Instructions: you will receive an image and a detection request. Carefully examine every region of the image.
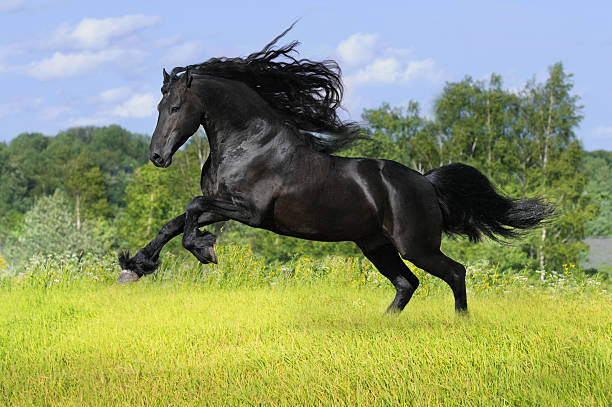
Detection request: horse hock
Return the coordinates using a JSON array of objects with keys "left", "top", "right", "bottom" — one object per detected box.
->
[{"left": 183, "top": 230, "right": 218, "bottom": 264}]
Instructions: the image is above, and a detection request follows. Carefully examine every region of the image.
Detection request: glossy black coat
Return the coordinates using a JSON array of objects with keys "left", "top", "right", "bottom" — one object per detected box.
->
[{"left": 119, "top": 37, "right": 552, "bottom": 314}]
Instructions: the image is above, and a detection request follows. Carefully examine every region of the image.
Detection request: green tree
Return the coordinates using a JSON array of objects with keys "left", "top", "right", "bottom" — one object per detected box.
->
[
  {"left": 345, "top": 102, "right": 439, "bottom": 172},
  {"left": 584, "top": 150, "right": 612, "bottom": 236},
  {"left": 48, "top": 125, "right": 150, "bottom": 208},
  {"left": 4, "top": 132, "right": 53, "bottom": 202},
  {"left": 429, "top": 64, "right": 593, "bottom": 269},
  {"left": 0, "top": 126, "right": 149, "bottom": 223},
  {"left": 64, "top": 152, "right": 111, "bottom": 229},
  {"left": 3, "top": 191, "right": 102, "bottom": 265},
  {"left": 0, "top": 143, "right": 29, "bottom": 233},
  {"left": 520, "top": 63, "right": 592, "bottom": 268},
  {"left": 435, "top": 74, "right": 523, "bottom": 184}
]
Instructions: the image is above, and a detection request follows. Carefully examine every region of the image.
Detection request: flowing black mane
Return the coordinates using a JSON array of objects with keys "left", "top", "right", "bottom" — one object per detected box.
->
[{"left": 167, "top": 24, "right": 364, "bottom": 154}]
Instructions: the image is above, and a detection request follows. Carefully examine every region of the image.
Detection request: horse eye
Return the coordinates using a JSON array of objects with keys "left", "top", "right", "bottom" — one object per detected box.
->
[{"left": 171, "top": 106, "right": 179, "bottom": 113}]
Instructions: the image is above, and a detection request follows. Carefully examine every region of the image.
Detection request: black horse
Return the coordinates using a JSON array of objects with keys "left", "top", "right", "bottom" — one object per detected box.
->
[{"left": 118, "top": 26, "right": 552, "bottom": 314}]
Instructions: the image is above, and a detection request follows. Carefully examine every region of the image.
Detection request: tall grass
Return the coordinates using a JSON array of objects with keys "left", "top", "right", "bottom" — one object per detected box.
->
[
  {"left": 1, "top": 245, "right": 610, "bottom": 406},
  {"left": 2, "top": 244, "right": 608, "bottom": 295}
]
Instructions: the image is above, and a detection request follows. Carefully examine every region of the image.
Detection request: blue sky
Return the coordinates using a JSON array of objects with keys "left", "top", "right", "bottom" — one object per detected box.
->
[{"left": 1, "top": 0, "right": 610, "bottom": 150}]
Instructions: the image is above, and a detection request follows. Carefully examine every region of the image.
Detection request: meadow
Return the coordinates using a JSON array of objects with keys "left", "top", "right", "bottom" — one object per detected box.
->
[{"left": 0, "top": 246, "right": 610, "bottom": 406}]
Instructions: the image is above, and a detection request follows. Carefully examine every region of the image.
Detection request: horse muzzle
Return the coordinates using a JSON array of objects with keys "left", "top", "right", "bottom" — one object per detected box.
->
[{"left": 150, "top": 152, "right": 172, "bottom": 168}]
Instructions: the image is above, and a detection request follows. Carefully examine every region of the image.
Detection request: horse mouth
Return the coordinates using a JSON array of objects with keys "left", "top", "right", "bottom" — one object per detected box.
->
[
  {"left": 153, "top": 159, "right": 172, "bottom": 168},
  {"left": 150, "top": 153, "right": 172, "bottom": 168}
]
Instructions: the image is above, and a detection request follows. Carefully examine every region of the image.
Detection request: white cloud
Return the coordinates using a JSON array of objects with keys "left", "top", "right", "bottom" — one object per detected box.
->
[
  {"left": 593, "top": 126, "right": 612, "bottom": 143},
  {"left": 162, "top": 40, "right": 206, "bottom": 67},
  {"left": 65, "top": 116, "right": 111, "bottom": 128},
  {"left": 154, "top": 34, "right": 181, "bottom": 49},
  {"left": 0, "top": 43, "right": 24, "bottom": 71},
  {"left": 0, "top": 0, "right": 25, "bottom": 13},
  {"left": 337, "top": 33, "right": 445, "bottom": 91},
  {"left": 95, "top": 87, "right": 132, "bottom": 104},
  {"left": 594, "top": 126, "right": 612, "bottom": 136},
  {"left": 50, "top": 15, "right": 160, "bottom": 51},
  {"left": 402, "top": 58, "right": 443, "bottom": 83},
  {"left": 112, "top": 93, "right": 157, "bottom": 118},
  {"left": 336, "top": 33, "right": 446, "bottom": 119},
  {"left": 337, "top": 33, "right": 378, "bottom": 66},
  {"left": 26, "top": 49, "right": 144, "bottom": 80},
  {"left": 38, "top": 105, "right": 74, "bottom": 120},
  {"left": 346, "top": 57, "right": 400, "bottom": 86},
  {"left": 345, "top": 56, "right": 443, "bottom": 88},
  {"left": 0, "top": 97, "right": 43, "bottom": 118},
  {"left": 0, "top": 97, "right": 75, "bottom": 122},
  {"left": 17, "top": 15, "right": 160, "bottom": 81},
  {"left": 74, "top": 87, "right": 157, "bottom": 121}
]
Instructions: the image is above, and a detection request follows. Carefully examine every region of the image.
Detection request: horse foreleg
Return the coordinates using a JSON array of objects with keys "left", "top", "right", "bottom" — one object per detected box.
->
[
  {"left": 117, "top": 213, "right": 186, "bottom": 283},
  {"left": 182, "top": 196, "right": 247, "bottom": 264}
]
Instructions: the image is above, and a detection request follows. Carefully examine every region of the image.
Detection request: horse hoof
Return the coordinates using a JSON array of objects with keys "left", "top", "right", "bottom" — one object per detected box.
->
[
  {"left": 116, "top": 270, "right": 140, "bottom": 284},
  {"left": 208, "top": 246, "right": 218, "bottom": 264},
  {"left": 189, "top": 244, "right": 218, "bottom": 265}
]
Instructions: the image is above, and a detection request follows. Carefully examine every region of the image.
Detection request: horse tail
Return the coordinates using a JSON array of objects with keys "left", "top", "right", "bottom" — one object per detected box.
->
[{"left": 424, "top": 163, "right": 554, "bottom": 242}]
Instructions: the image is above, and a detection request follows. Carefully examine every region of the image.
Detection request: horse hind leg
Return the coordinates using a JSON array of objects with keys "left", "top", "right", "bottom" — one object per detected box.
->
[
  {"left": 408, "top": 250, "right": 468, "bottom": 314},
  {"left": 358, "top": 240, "right": 420, "bottom": 314}
]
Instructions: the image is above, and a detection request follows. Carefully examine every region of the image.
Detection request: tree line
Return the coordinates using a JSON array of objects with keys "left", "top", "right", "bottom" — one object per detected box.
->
[{"left": 0, "top": 63, "right": 610, "bottom": 272}]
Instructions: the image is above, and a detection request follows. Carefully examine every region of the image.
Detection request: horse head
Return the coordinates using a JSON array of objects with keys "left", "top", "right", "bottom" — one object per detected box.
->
[{"left": 149, "top": 68, "right": 202, "bottom": 168}]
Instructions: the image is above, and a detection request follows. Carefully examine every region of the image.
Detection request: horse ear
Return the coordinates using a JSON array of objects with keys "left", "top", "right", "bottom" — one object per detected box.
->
[
  {"left": 185, "top": 68, "right": 193, "bottom": 88},
  {"left": 163, "top": 68, "right": 170, "bottom": 83}
]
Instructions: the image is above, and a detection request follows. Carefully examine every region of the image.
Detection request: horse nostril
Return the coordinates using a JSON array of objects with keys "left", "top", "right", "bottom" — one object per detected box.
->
[{"left": 151, "top": 153, "right": 162, "bottom": 165}]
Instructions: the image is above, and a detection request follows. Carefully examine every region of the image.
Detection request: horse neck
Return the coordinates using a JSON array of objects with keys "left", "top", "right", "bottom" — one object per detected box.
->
[{"left": 194, "top": 77, "right": 303, "bottom": 161}]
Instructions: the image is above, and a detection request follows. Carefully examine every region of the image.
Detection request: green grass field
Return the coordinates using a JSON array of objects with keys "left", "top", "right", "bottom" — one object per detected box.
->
[{"left": 1, "top": 280, "right": 610, "bottom": 406}]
